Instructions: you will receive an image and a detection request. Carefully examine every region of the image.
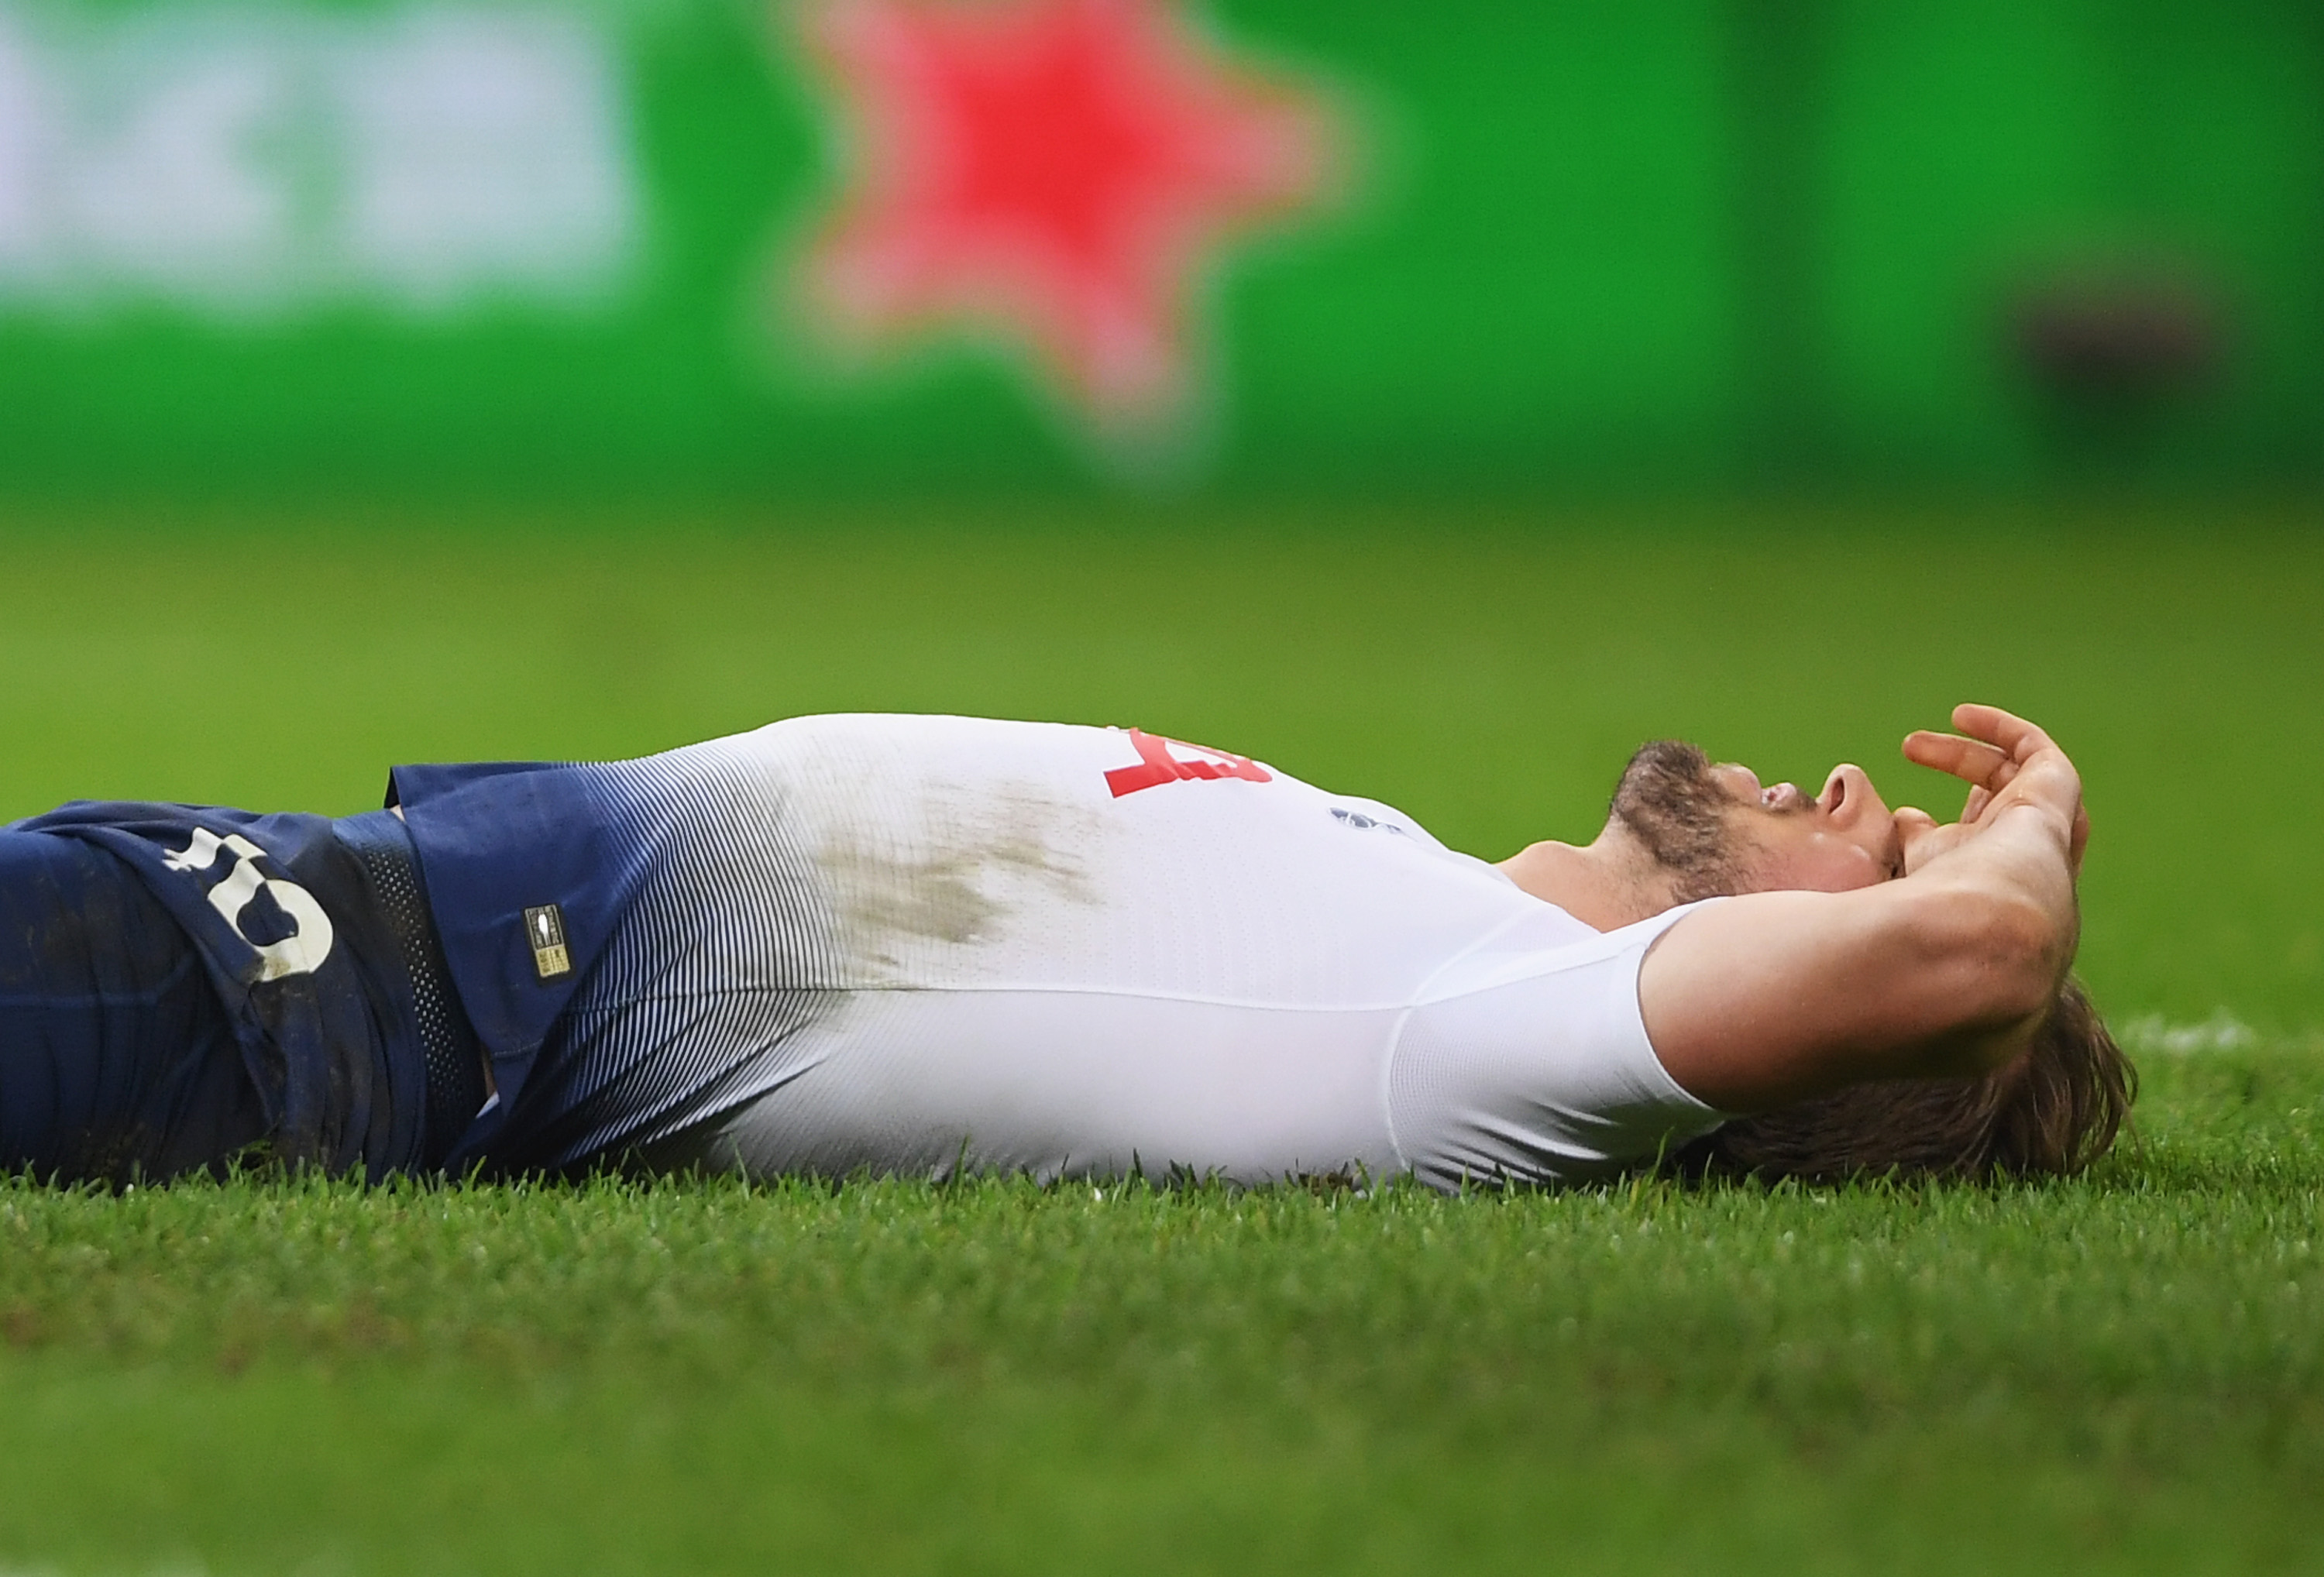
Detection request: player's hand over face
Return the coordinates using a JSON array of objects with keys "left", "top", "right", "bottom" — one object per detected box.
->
[{"left": 1890, "top": 704, "right": 2089, "bottom": 878}]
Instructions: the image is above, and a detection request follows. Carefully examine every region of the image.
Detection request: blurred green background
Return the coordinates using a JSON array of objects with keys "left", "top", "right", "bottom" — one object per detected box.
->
[{"left": 1, "top": 0, "right": 2319, "bottom": 490}]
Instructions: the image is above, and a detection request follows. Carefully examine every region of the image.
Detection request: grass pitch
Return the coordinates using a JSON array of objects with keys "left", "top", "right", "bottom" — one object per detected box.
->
[{"left": 0, "top": 497, "right": 2315, "bottom": 1573}]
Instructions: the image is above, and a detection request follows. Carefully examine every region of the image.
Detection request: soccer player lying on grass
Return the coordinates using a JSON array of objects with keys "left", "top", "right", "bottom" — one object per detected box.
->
[{"left": 0, "top": 704, "right": 2127, "bottom": 1189}]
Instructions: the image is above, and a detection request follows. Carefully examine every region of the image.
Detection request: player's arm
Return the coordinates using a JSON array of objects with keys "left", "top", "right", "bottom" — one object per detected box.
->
[{"left": 1636, "top": 706, "right": 2085, "bottom": 1113}]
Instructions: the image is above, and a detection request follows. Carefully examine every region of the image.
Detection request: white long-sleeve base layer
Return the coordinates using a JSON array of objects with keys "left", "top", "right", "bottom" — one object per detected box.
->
[{"left": 590, "top": 713, "right": 1725, "bottom": 1190}]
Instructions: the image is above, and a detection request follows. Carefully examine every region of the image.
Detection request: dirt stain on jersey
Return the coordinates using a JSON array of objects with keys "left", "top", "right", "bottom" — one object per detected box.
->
[{"left": 816, "top": 782, "right": 1102, "bottom": 962}]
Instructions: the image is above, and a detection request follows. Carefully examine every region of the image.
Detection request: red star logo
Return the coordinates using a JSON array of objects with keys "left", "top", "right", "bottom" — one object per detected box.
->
[{"left": 787, "top": 0, "right": 1345, "bottom": 438}]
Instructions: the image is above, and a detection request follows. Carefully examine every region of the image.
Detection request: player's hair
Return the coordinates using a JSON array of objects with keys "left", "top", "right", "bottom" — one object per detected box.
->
[{"left": 1672, "top": 977, "right": 2133, "bottom": 1182}]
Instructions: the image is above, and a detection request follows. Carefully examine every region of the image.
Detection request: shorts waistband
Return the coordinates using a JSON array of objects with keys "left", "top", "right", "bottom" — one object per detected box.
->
[{"left": 335, "top": 812, "right": 488, "bottom": 1170}]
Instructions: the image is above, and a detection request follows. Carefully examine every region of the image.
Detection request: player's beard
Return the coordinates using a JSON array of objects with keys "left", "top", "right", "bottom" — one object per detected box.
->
[{"left": 1609, "top": 740, "right": 1748, "bottom": 905}]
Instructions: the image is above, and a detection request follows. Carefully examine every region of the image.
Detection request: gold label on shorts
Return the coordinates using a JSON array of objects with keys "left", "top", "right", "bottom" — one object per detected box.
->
[{"left": 523, "top": 904, "right": 572, "bottom": 981}]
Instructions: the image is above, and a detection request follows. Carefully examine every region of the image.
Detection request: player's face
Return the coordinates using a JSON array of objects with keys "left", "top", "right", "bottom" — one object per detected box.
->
[{"left": 1708, "top": 760, "right": 1903, "bottom": 892}]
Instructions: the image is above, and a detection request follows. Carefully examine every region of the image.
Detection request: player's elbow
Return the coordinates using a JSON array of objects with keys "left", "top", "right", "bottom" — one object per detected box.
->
[
  {"left": 1978, "top": 894, "right": 2071, "bottom": 1026},
  {"left": 1914, "top": 885, "right": 2070, "bottom": 1038}
]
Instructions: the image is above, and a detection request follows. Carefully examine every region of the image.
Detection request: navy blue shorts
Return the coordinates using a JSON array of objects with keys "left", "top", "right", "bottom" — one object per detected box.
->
[
  {"left": 0, "top": 830, "right": 268, "bottom": 1180},
  {"left": 0, "top": 799, "right": 491, "bottom": 1181},
  {"left": 6, "top": 755, "right": 651, "bottom": 1182}
]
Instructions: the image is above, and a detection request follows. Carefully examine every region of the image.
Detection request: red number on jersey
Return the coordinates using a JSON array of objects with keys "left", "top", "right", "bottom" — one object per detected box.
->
[{"left": 1105, "top": 729, "right": 1274, "bottom": 798}]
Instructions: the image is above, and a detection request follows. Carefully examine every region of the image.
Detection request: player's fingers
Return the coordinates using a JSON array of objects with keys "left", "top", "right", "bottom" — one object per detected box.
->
[
  {"left": 2071, "top": 803, "right": 2091, "bottom": 870},
  {"left": 1951, "top": 703, "right": 2058, "bottom": 764},
  {"left": 1903, "top": 729, "right": 2016, "bottom": 788},
  {"left": 1962, "top": 785, "right": 1992, "bottom": 823}
]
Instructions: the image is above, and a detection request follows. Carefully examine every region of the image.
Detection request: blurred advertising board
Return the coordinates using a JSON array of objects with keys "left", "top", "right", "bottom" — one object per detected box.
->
[{"left": 0, "top": 0, "right": 2316, "bottom": 493}]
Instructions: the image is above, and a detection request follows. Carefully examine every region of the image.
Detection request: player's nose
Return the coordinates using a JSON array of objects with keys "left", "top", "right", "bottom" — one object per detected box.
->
[{"left": 1818, "top": 764, "right": 1889, "bottom": 826}]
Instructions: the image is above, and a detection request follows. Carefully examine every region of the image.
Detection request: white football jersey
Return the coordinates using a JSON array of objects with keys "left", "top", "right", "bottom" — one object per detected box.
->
[{"left": 542, "top": 713, "right": 1724, "bottom": 1189}]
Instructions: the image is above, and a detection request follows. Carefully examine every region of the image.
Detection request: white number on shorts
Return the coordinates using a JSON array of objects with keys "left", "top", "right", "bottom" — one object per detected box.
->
[{"left": 163, "top": 828, "right": 336, "bottom": 981}]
